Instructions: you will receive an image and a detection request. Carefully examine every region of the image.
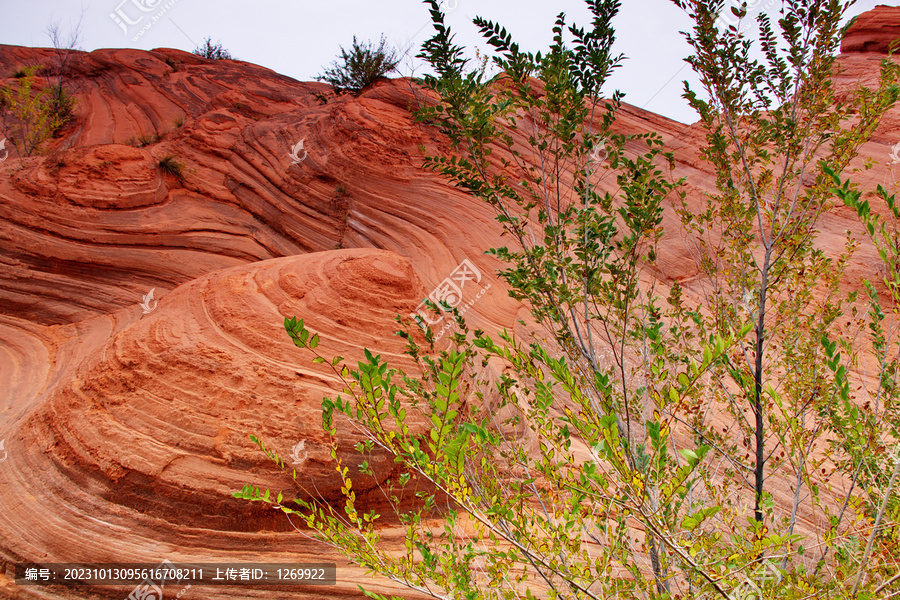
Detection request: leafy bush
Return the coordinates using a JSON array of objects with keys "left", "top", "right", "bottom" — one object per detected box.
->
[
  {"left": 44, "top": 18, "right": 81, "bottom": 138},
  {"left": 0, "top": 66, "right": 73, "bottom": 156},
  {"left": 316, "top": 35, "right": 399, "bottom": 95},
  {"left": 192, "top": 37, "right": 232, "bottom": 60},
  {"left": 46, "top": 84, "right": 75, "bottom": 136}
]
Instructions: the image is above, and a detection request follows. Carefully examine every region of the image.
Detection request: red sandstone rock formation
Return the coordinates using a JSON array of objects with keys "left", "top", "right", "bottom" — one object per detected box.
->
[
  {"left": 841, "top": 4, "right": 900, "bottom": 53},
  {"left": 0, "top": 6, "right": 899, "bottom": 599}
]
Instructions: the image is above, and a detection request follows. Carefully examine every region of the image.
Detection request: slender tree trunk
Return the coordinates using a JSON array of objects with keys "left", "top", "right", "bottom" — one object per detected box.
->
[
  {"left": 753, "top": 255, "right": 772, "bottom": 525},
  {"left": 647, "top": 531, "right": 668, "bottom": 595}
]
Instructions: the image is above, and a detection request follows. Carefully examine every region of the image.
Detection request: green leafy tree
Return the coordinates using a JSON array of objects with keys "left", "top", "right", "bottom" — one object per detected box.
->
[
  {"left": 0, "top": 66, "right": 71, "bottom": 157},
  {"left": 239, "top": 1, "right": 900, "bottom": 598},
  {"left": 45, "top": 17, "right": 82, "bottom": 136},
  {"left": 317, "top": 36, "right": 400, "bottom": 96},
  {"left": 673, "top": 0, "right": 900, "bottom": 583}
]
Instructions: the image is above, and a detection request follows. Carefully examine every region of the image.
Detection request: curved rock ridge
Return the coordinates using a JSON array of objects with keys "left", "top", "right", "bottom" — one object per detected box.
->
[
  {"left": 0, "top": 44, "right": 683, "bottom": 326},
  {"left": 0, "top": 249, "right": 437, "bottom": 599},
  {"left": 841, "top": 4, "right": 900, "bottom": 54}
]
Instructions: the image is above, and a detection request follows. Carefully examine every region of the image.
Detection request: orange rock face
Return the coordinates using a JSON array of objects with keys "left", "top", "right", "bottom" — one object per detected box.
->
[
  {"left": 0, "top": 5, "right": 899, "bottom": 599},
  {"left": 841, "top": 4, "right": 900, "bottom": 53}
]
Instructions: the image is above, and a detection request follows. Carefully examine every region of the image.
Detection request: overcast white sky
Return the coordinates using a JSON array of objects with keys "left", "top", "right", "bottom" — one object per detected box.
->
[{"left": 0, "top": 1, "right": 891, "bottom": 124}]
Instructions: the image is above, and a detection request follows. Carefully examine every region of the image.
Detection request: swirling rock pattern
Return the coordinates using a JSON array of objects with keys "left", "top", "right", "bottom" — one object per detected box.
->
[{"left": 0, "top": 7, "right": 899, "bottom": 598}]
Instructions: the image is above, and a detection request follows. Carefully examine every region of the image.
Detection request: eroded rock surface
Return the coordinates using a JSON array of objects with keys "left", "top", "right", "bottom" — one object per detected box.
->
[{"left": 841, "top": 4, "right": 900, "bottom": 53}]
